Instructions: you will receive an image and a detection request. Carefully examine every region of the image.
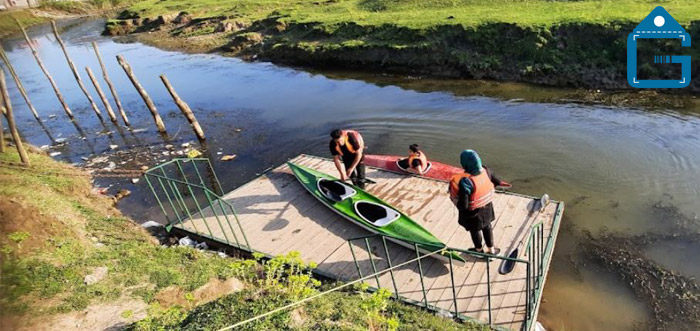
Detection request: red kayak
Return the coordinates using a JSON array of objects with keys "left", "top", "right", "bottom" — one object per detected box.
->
[{"left": 363, "top": 154, "right": 462, "bottom": 181}]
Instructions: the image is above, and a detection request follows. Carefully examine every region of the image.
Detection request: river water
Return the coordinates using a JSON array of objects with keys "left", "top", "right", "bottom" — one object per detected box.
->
[{"left": 2, "top": 18, "right": 699, "bottom": 330}]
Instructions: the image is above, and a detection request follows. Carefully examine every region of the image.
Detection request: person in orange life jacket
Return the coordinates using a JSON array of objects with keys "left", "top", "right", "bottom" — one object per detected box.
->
[
  {"left": 397, "top": 144, "right": 428, "bottom": 175},
  {"left": 329, "top": 129, "right": 366, "bottom": 188},
  {"left": 449, "top": 149, "right": 510, "bottom": 257}
]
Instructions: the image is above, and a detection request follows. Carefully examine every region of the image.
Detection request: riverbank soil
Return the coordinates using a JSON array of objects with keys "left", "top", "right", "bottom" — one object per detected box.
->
[
  {"left": 574, "top": 202, "right": 700, "bottom": 331},
  {"left": 105, "top": 0, "right": 700, "bottom": 94},
  {"left": 0, "top": 149, "right": 246, "bottom": 330}
]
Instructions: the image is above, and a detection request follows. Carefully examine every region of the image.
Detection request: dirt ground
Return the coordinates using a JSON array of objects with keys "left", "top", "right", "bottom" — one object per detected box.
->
[
  {"left": 154, "top": 277, "right": 244, "bottom": 308},
  {"left": 2, "top": 298, "right": 149, "bottom": 331}
]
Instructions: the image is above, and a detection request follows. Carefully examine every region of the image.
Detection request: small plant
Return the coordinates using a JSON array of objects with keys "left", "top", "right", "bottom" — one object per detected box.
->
[
  {"left": 361, "top": 288, "right": 398, "bottom": 330},
  {"left": 121, "top": 309, "right": 134, "bottom": 319},
  {"left": 8, "top": 231, "right": 30, "bottom": 245},
  {"left": 133, "top": 303, "right": 187, "bottom": 331}
]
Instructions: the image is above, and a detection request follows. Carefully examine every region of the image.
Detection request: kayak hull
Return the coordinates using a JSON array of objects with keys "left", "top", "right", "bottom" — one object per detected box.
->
[
  {"left": 288, "top": 161, "right": 465, "bottom": 265},
  {"left": 364, "top": 154, "right": 463, "bottom": 181}
]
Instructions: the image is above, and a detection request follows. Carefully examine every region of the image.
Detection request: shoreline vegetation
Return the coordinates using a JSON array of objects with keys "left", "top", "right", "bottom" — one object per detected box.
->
[
  {"left": 0, "top": 0, "right": 145, "bottom": 38},
  {"left": 0, "top": 148, "right": 488, "bottom": 330},
  {"left": 102, "top": 0, "right": 699, "bottom": 97}
]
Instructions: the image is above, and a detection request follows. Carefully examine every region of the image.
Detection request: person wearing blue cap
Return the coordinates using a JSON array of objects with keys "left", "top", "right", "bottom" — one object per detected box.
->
[{"left": 448, "top": 149, "right": 511, "bottom": 257}]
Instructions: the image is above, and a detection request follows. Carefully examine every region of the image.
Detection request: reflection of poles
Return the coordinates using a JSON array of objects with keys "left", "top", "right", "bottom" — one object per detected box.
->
[
  {"left": 1, "top": 50, "right": 56, "bottom": 144},
  {"left": 197, "top": 140, "right": 223, "bottom": 195},
  {"left": 0, "top": 105, "right": 4, "bottom": 153},
  {"left": 51, "top": 21, "right": 104, "bottom": 122},
  {"left": 86, "top": 66, "right": 118, "bottom": 123},
  {"left": 113, "top": 122, "right": 134, "bottom": 147},
  {"left": 16, "top": 19, "right": 74, "bottom": 119},
  {"left": 160, "top": 74, "right": 205, "bottom": 141},
  {"left": 116, "top": 55, "right": 166, "bottom": 133},
  {"left": 71, "top": 119, "right": 96, "bottom": 155},
  {"left": 92, "top": 42, "right": 130, "bottom": 126},
  {"left": 0, "top": 47, "right": 41, "bottom": 122},
  {"left": 1, "top": 71, "right": 30, "bottom": 165},
  {"left": 37, "top": 119, "right": 56, "bottom": 143}
]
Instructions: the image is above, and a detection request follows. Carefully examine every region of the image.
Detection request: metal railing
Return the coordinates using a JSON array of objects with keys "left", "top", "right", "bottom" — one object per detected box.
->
[
  {"left": 142, "top": 158, "right": 563, "bottom": 330},
  {"left": 346, "top": 216, "right": 557, "bottom": 331},
  {"left": 144, "top": 158, "right": 251, "bottom": 252}
]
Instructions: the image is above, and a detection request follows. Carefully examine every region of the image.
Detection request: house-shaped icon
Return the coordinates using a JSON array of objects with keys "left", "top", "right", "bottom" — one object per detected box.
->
[{"left": 627, "top": 6, "right": 691, "bottom": 88}]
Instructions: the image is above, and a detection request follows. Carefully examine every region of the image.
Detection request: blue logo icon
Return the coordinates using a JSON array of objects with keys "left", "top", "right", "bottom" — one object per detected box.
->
[{"left": 627, "top": 6, "right": 691, "bottom": 88}]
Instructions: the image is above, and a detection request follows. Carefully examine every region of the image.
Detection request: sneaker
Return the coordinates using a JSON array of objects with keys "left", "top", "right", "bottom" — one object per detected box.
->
[
  {"left": 467, "top": 247, "right": 486, "bottom": 259},
  {"left": 484, "top": 248, "right": 501, "bottom": 262}
]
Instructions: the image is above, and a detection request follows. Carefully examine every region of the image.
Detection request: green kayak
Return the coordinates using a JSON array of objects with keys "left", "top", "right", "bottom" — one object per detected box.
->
[{"left": 288, "top": 162, "right": 466, "bottom": 265}]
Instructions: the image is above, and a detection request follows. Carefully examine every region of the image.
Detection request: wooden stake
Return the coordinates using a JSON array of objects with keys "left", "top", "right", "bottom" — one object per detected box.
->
[
  {"left": 85, "top": 66, "right": 118, "bottom": 123},
  {"left": 0, "top": 47, "right": 41, "bottom": 122},
  {"left": 0, "top": 71, "right": 30, "bottom": 166},
  {"left": 51, "top": 21, "right": 104, "bottom": 122},
  {"left": 160, "top": 74, "right": 206, "bottom": 140},
  {"left": 16, "top": 19, "right": 74, "bottom": 119},
  {"left": 92, "top": 42, "right": 130, "bottom": 126},
  {"left": 116, "top": 55, "right": 166, "bottom": 133},
  {"left": 0, "top": 98, "right": 5, "bottom": 153}
]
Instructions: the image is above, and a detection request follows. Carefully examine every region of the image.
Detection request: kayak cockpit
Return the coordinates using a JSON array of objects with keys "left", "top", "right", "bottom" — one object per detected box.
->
[
  {"left": 396, "top": 160, "right": 433, "bottom": 175},
  {"left": 354, "top": 201, "right": 401, "bottom": 227},
  {"left": 317, "top": 179, "right": 356, "bottom": 202}
]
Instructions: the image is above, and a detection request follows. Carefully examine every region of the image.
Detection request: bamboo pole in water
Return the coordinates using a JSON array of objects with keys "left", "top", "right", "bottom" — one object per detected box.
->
[
  {"left": 159, "top": 74, "right": 205, "bottom": 141},
  {"left": 16, "top": 19, "right": 74, "bottom": 119},
  {"left": 0, "top": 47, "right": 41, "bottom": 122},
  {"left": 0, "top": 71, "right": 30, "bottom": 165},
  {"left": 92, "top": 42, "right": 130, "bottom": 126},
  {"left": 50, "top": 21, "right": 104, "bottom": 122},
  {"left": 85, "top": 66, "right": 118, "bottom": 123},
  {"left": 116, "top": 55, "right": 166, "bottom": 133}
]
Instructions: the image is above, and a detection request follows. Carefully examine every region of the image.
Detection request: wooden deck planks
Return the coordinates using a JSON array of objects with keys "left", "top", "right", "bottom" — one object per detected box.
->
[{"left": 175, "top": 154, "right": 561, "bottom": 331}]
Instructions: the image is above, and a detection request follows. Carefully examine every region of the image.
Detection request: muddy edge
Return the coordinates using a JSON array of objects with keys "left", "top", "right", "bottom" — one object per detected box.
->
[{"left": 572, "top": 201, "right": 700, "bottom": 330}]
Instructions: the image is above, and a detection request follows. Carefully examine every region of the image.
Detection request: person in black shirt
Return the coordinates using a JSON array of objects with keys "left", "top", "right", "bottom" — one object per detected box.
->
[{"left": 329, "top": 129, "right": 366, "bottom": 188}]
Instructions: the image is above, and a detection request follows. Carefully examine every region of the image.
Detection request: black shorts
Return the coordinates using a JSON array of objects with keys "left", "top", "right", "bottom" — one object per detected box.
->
[{"left": 398, "top": 158, "right": 422, "bottom": 169}]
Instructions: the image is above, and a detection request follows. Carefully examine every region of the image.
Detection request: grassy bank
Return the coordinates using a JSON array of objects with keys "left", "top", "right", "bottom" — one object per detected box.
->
[
  {"left": 0, "top": 148, "right": 487, "bottom": 330},
  {"left": 0, "top": 10, "right": 49, "bottom": 38},
  {"left": 106, "top": 0, "right": 700, "bottom": 92},
  {"left": 0, "top": 0, "right": 141, "bottom": 38},
  {"left": 125, "top": 0, "right": 700, "bottom": 27}
]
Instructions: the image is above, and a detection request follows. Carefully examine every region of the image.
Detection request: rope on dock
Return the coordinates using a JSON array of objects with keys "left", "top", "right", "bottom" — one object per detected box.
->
[{"left": 217, "top": 247, "right": 447, "bottom": 331}]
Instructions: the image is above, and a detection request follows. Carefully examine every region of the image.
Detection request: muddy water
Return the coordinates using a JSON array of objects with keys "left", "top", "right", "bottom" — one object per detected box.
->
[{"left": 2, "top": 18, "right": 699, "bottom": 330}]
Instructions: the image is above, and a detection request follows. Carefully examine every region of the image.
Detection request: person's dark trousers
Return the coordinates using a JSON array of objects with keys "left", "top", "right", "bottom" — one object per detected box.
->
[
  {"left": 469, "top": 224, "right": 494, "bottom": 250},
  {"left": 343, "top": 156, "right": 366, "bottom": 189}
]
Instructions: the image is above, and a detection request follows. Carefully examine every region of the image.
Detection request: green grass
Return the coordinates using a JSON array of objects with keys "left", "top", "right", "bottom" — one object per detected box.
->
[
  {"left": 125, "top": 0, "right": 700, "bottom": 28},
  {"left": 132, "top": 252, "right": 489, "bottom": 330},
  {"left": 0, "top": 11, "right": 48, "bottom": 38},
  {"left": 0, "top": 151, "right": 237, "bottom": 316}
]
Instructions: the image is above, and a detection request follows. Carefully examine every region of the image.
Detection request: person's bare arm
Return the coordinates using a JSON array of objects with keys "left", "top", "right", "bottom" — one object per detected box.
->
[
  {"left": 416, "top": 163, "right": 425, "bottom": 175},
  {"left": 346, "top": 149, "right": 363, "bottom": 177},
  {"left": 334, "top": 155, "right": 347, "bottom": 181}
]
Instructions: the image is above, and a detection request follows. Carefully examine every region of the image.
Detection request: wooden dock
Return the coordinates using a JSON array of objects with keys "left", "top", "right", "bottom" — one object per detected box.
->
[{"left": 174, "top": 154, "right": 563, "bottom": 330}]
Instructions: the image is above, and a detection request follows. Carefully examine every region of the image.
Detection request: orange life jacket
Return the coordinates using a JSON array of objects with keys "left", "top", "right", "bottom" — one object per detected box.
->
[
  {"left": 334, "top": 130, "right": 364, "bottom": 156},
  {"left": 448, "top": 168, "right": 495, "bottom": 210},
  {"left": 408, "top": 151, "right": 427, "bottom": 168}
]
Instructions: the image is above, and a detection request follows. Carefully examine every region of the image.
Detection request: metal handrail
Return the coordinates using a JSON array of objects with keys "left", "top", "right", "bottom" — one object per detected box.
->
[
  {"left": 144, "top": 158, "right": 251, "bottom": 252},
  {"left": 346, "top": 217, "right": 554, "bottom": 330}
]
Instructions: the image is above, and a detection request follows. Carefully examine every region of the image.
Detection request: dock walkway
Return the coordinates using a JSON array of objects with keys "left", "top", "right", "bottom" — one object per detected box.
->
[{"left": 173, "top": 154, "right": 563, "bottom": 330}]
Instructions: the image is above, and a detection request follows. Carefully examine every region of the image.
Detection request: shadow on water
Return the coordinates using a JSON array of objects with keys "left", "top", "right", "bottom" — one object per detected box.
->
[{"left": 2, "top": 18, "right": 700, "bottom": 331}]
